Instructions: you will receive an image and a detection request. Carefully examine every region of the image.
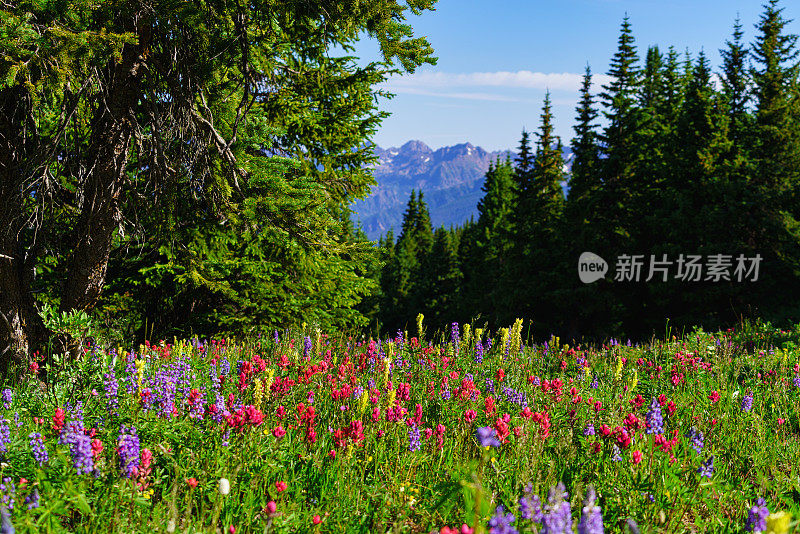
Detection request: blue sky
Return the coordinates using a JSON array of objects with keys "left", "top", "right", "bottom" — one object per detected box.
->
[{"left": 351, "top": 0, "right": 800, "bottom": 152}]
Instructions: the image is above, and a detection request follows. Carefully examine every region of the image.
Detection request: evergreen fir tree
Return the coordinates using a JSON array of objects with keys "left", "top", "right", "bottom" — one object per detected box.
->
[
  {"left": 750, "top": 0, "right": 800, "bottom": 197},
  {"left": 419, "top": 227, "right": 463, "bottom": 327},
  {"left": 462, "top": 157, "right": 517, "bottom": 324},
  {"left": 515, "top": 129, "right": 535, "bottom": 180},
  {"left": 599, "top": 15, "right": 641, "bottom": 191},
  {"left": 507, "top": 93, "right": 565, "bottom": 331},
  {"left": 720, "top": 16, "right": 751, "bottom": 149},
  {"left": 568, "top": 65, "right": 601, "bottom": 206}
]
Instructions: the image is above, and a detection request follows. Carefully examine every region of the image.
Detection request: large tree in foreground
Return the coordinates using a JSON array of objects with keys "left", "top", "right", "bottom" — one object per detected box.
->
[{"left": 0, "top": 0, "right": 437, "bottom": 369}]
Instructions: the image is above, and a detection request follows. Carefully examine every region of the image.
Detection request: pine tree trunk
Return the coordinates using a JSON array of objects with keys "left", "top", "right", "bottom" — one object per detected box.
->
[
  {"left": 0, "top": 86, "right": 48, "bottom": 373},
  {"left": 59, "top": 24, "right": 150, "bottom": 316}
]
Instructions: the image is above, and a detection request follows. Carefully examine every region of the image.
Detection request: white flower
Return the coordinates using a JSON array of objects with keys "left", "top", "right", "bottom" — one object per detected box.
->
[
  {"left": 166, "top": 520, "right": 176, "bottom": 533},
  {"left": 219, "top": 478, "right": 230, "bottom": 495}
]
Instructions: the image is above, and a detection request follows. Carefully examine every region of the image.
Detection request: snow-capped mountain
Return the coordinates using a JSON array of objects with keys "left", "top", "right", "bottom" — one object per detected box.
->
[{"left": 352, "top": 140, "right": 573, "bottom": 240}]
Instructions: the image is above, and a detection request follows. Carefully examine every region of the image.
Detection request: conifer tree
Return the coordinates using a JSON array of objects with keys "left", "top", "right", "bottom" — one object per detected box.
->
[
  {"left": 382, "top": 191, "right": 423, "bottom": 330},
  {"left": 515, "top": 130, "right": 535, "bottom": 181},
  {"left": 720, "top": 17, "right": 751, "bottom": 149},
  {"left": 413, "top": 191, "right": 435, "bottom": 256},
  {"left": 462, "top": 157, "right": 517, "bottom": 324},
  {"left": 507, "top": 93, "right": 565, "bottom": 331},
  {"left": 597, "top": 15, "right": 641, "bottom": 259},
  {"left": 750, "top": 0, "right": 800, "bottom": 198},
  {"left": 419, "top": 227, "right": 463, "bottom": 327},
  {"left": 568, "top": 65, "right": 601, "bottom": 208},
  {"left": 599, "top": 15, "right": 641, "bottom": 191}
]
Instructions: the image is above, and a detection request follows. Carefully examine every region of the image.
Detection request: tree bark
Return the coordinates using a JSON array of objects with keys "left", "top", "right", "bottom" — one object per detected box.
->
[
  {"left": 59, "top": 23, "right": 150, "bottom": 315},
  {"left": 0, "top": 86, "right": 48, "bottom": 373}
]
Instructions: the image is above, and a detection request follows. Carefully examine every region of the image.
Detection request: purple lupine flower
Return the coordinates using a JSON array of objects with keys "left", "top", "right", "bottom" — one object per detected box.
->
[
  {"left": 187, "top": 388, "right": 206, "bottom": 420},
  {"left": 502, "top": 387, "right": 527, "bottom": 407},
  {"left": 124, "top": 354, "right": 137, "bottom": 394},
  {"left": 686, "top": 427, "right": 704, "bottom": 455},
  {"left": 741, "top": 390, "right": 753, "bottom": 412},
  {"left": 0, "top": 420, "right": 9, "bottom": 454},
  {"left": 58, "top": 419, "right": 85, "bottom": 444},
  {"left": 69, "top": 433, "right": 94, "bottom": 475},
  {"left": 475, "top": 342, "right": 484, "bottom": 365},
  {"left": 451, "top": 323, "right": 460, "bottom": 356},
  {"left": 485, "top": 378, "right": 495, "bottom": 394},
  {"left": 590, "top": 376, "right": 599, "bottom": 389},
  {"left": 611, "top": 445, "right": 622, "bottom": 462},
  {"left": 104, "top": 366, "right": 120, "bottom": 416},
  {"left": 519, "top": 485, "right": 543, "bottom": 522},
  {"left": 745, "top": 498, "right": 769, "bottom": 533},
  {"left": 645, "top": 398, "right": 663, "bottom": 435},
  {"left": 793, "top": 375, "right": 800, "bottom": 389},
  {"left": 0, "top": 479, "right": 13, "bottom": 511},
  {"left": 488, "top": 505, "right": 518, "bottom": 534},
  {"left": 583, "top": 423, "right": 596, "bottom": 436},
  {"left": 28, "top": 433, "right": 48, "bottom": 466},
  {"left": 476, "top": 426, "right": 501, "bottom": 448},
  {"left": 221, "top": 429, "right": 231, "bottom": 447},
  {"left": 408, "top": 425, "right": 421, "bottom": 452},
  {"left": 118, "top": 426, "right": 140, "bottom": 478},
  {"left": 1, "top": 390, "right": 11, "bottom": 410},
  {"left": 577, "top": 486, "right": 604, "bottom": 534},
  {"left": 0, "top": 505, "right": 13, "bottom": 534},
  {"left": 303, "top": 337, "right": 313, "bottom": 358},
  {"left": 441, "top": 388, "right": 452, "bottom": 400},
  {"left": 24, "top": 489, "right": 39, "bottom": 510},
  {"left": 220, "top": 357, "right": 230, "bottom": 375},
  {"left": 697, "top": 455, "right": 714, "bottom": 478},
  {"left": 486, "top": 338, "right": 493, "bottom": 351},
  {"left": 541, "top": 483, "right": 572, "bottom": 534},
  {"left": 273, "top": 330, "right": 280, "bottom": 345},
  {"left": 12, "top": 414, "right": 19, "bottom": 429}
]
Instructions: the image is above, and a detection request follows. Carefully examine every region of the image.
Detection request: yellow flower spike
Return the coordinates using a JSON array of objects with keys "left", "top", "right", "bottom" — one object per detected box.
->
[
  {"left": 500, "top": 328, "right": 509, "bottom": 353},
  {"left": 416, "top": 314, "right": 425, "bottom": 340},
  {"left": 358, "top": 390, "right": 369, "bottom": 415},
  {"left": 766, "top": 511, "right": 791, "bottom": 534},
  {"left": 382, "top": 357, "right": 392, "bottom": 386},
  {"left": 253, "top": 378, "right": 263, "bottom": 407},
  {"left": 614, "top": 354, "right": 624, "bottom": 381},
  {"left": 510, "top": 319, "right": 523, "bottom": 356}
]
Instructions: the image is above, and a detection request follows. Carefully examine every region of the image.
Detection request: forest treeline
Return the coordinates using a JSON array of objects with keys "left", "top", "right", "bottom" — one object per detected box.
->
[
  {"left": 363, "top": 1, "right": 800, "bottom": 341},
  {"left": 3, "top": 0, "right": 800, "bottom": 356}
]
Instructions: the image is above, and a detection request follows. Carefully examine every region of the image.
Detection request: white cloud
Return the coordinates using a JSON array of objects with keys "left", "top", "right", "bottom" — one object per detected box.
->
[
  {"left": 383, "top": 86, "right": 530, "bottom": 102},
  {"left": 383, "top": 70, "right": 613, "bottom": 93}
]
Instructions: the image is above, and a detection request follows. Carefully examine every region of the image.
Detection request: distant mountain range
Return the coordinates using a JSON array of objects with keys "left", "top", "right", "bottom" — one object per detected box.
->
[{"left": 351, "top": 140, "right": 573, "bottom": 240}]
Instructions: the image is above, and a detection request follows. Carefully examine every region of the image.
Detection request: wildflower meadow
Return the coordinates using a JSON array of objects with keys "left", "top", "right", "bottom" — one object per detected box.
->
[{"left": 0, "top": 318, "right": 798, "bottom": 533}]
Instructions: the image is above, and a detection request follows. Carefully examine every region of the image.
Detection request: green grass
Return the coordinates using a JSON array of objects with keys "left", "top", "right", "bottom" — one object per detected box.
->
[{"left": 1, "top": 320, "right": 799, "bottom": 533}]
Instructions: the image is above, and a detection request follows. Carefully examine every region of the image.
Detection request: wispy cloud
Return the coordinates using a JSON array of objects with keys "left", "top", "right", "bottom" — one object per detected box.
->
[
  {"left": 384, "top": 86, "right": 532, "bottom": 102},
  {"left": 383, "top": 70, "right": 613, "bottom": 93}
]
